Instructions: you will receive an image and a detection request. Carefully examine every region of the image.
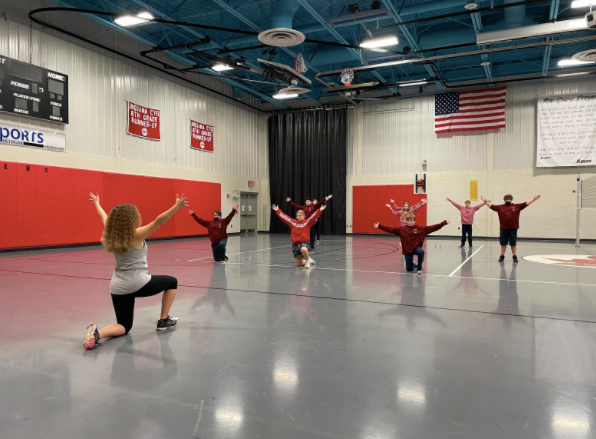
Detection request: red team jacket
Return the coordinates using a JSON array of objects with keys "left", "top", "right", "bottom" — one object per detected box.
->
[
  {"left": 191, "top": 208, "right": 236, "bottom": 246},
  {"left": 490, "top": 202, "right": 527, "bottom": 229},
  {"left": 289, "top": 199, "right": 326, "bottom": 219},
  {"left": 378, "top": 221, "right": 447, "bottom": 255},
  {"left": 275, "top": 209, "right": 323, "bottom": 244}
]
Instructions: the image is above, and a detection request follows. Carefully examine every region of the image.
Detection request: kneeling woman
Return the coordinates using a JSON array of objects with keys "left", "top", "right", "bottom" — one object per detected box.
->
[{"left": 82, "top": 192, "right": 188, "bottom": 350}]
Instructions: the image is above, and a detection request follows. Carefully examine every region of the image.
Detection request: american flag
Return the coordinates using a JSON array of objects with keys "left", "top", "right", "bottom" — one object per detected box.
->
[{"left": 435, "top": 86, "right": 507, "bottom": 134}]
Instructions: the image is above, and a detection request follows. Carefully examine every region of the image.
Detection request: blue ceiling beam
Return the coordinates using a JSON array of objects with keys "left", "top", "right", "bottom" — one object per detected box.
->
[
  {"left": 294, "top": 0, "right": 397, "bottom": 93},
  {"left": 542, "top": 0, "right": 560, "bottom": 80},
  {"left": 210, "top": 0, "right": 323, "bottom": 105},
  {"left": 378, "top": 0, "right": 444, "bottom": 91},
  {"left": 471, "top": 12, "right": 494, "bottom": 85}
]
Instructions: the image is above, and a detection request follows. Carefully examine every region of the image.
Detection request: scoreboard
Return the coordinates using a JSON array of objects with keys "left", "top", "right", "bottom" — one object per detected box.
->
[{"left": 0, "top": 56, "right": 69, "bottom": 124}]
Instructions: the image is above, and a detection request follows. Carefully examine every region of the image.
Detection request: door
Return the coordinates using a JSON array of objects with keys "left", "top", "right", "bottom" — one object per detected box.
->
[{"left": 240, "top": 192, "right": 258, "bottom": 233}]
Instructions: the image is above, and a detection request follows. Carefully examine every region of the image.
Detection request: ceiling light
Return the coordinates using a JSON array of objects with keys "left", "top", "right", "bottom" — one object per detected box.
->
[
  {"left": 360, "top": 35, "right": 399, "bottom": 48},
  {"left": 399, "top": 80, "right": 427, "bottom": 87},
  {"left": 480, "top": 61, "right": 491, "bottom": 66},
  {"left": 272, "top": 93, "right": 299, "bottom": 99},
  {"left": 465, "top": 3, "right": 478, "bottom": 10},
  {"left": 558, "top": 58, "right": 595, "bottom": 67},
  {"left": 114, "top": 11, "right": 154, "bottom": 27},
  {"left": 212, "top": 64, "right": 234, "bottom": 71},
  {"left": 571, "top": 0, "right": 596, "bottom": 8},
  {"left": 556, "top": 72, "right": 591, "bottom": 77}
]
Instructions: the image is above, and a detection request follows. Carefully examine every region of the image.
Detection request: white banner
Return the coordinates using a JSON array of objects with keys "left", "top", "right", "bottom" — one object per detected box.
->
[
  {"left": 0, "top": 121, "right": 65, "bottom": 152},
  {"left": 537, "top": 93, "right": 596, "bottom": 167}
]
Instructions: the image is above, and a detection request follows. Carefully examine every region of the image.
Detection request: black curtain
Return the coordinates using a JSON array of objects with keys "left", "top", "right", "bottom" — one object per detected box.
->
[{"left": 268, "top": 108, "right": 347, "bottom": 235}]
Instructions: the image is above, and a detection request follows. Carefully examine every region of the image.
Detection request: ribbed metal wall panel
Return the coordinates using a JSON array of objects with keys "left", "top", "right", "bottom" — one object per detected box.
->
[
  {"left": 347, "top": 107, "right": 359, "bottom": 176},
  {"left": 257, "top": 116, "right": 269, "bottom": 179},
  {"left": 361, "top": 97, "right": 487, "bottom": 175},
  {"left": 0, "top": 0, "right": 266, "bottom": 178},
  {"left": 494, "top": 79, "right": 596, "bottom": 171}
]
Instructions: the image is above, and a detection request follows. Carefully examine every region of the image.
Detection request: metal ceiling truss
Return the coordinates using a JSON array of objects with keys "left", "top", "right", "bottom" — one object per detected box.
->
[
  {"left": 126, "top": 0, "right": 287, "bottom": 105},
  {"left": 295, "top": 0, "right": 399, "bottom": 94},
  {"left": 50, "top": 0, "right": 284, "bottom": 107},
  {"left": 209, "top": 0, "right": 324, "bottom": 105},
  {"left": 379, "top": 0, "right": 445, "bottom": 91}
]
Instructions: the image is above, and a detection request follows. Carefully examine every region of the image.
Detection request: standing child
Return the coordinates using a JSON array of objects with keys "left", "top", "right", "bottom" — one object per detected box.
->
[
  {"left": 188, "top": 205, "right": 239, "bottom": 263},
  {"left": 272, "top": 203, "right": 327, "bottom": 268},
  {"left": 374, "top": 214, "right": 449, "bottom": 274},
  {"left": 386, "top": 199, "right": 427, "bottom": 226},
  {"left": 447, "top": 198, "right": 486, "bottom": 248},
  {"left": 286, "top": 195, "right": 332, "bottom": 251},
  {"left": 481, "top": 194, "right": 540, "bottom": 262},
  {"left": 82, "top": 193, "right": 188, "bottom": 350}
]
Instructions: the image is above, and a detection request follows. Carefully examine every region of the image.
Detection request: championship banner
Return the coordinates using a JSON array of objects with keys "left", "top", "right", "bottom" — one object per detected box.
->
[
  {"left": 0, "top": 121, "right": 65, "bottom": 152},
  {"left": 537, "top": 93, "right": 596, "bottom": 167},
  {"left": 190, "top": 120, "right": 214, "bottom": 152},
  {"left": 127, "top": 101, "right": 160, "bottom": 140}
]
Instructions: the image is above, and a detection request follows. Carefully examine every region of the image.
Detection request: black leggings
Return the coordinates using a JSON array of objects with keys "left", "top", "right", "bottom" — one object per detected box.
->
[{"left": 111, "top": 275, "right": 178, "bottom": 334}]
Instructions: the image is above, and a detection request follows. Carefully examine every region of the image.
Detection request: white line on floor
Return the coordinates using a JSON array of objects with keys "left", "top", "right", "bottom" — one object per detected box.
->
[
  {"left": 448, "top": 245, "right": 484, "bottom": 277},
  {"left": 192, "top": 399, "right": 204, "bottom": 438},
  {"left": 187, "top": 244, "right": 293, "bottom": 261}
]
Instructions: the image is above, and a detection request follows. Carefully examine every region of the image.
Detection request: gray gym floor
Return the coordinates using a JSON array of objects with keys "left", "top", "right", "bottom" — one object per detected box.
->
[{"left": 2, "top": 234, "right": 596, "bottom": 439}]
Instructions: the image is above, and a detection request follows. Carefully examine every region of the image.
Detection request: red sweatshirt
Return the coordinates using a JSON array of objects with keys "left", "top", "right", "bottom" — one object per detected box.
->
[
  {"left": 490, "top": 202, "right": 527, "bottom": 229},
  {"left": 191, "top": 208, "right": 236, "bottom": 246},
  {"left": 289, "top": 199, "right": 326, "bottom": 219},
  {"left": 378, "top": 221, "right": 447, "bottom": 255},
  {"left": 275, "top": 208, "right": 323, "bottom": 244}
]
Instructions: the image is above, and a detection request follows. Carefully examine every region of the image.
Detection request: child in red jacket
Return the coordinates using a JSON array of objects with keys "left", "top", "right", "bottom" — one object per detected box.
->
[
  {"left": 286, "top": 195, "right": 332, "bottom": 251},
  {"left": 375, "top": 214, "right": 450, "bottom": 274},
  {"left": 272, "top": 203, "right": 327, "bottom": 268},
  {"left": 481, "top": 193, "right": 540, "bottom": 262},
  {"left": 188, "top": 205, "right": 238, "bottom": 263}
]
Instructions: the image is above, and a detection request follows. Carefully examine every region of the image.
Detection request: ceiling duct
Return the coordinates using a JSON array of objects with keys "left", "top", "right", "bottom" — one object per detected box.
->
[
  {"left": 327, "top": 8, "right": 394, "bottom": 27},
  {"left": 477, "top": 18, "right": 588, "bottom": 45},
  {"left": 258, "top": 0, "right": 305, "bottom": 47}
]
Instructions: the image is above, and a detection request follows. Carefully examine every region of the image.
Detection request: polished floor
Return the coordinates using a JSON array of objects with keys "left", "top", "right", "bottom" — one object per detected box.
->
[{"left": 2, "top": 234, "right": 596, "bottom": 439}]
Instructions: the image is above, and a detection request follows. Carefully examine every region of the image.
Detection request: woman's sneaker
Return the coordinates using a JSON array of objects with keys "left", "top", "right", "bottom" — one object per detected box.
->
[
  {"left": 309, "top": 258, "right": 316, "bottom": 265},
  {"left": 82, "top": 324, "right": 100, "bottom": 350},
  {"left": 156, "top": 316, "right": 178, "bottom": 331}
]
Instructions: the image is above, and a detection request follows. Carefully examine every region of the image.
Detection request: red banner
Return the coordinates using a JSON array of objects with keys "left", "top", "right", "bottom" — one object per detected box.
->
[
  {"left": 190, "top": 120, "right": 214, "bottom": 152},
  {"left": 127, "top": 101, "right": 160, "bottom": 140}
]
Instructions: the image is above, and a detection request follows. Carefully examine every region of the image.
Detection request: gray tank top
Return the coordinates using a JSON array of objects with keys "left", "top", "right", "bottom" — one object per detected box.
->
[{"left": 110, "top": 241, "right": 152, "bottom": 295}]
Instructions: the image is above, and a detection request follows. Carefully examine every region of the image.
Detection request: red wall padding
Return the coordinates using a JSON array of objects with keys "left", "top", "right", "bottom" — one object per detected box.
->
[
  {"left": 353, "top": 185, "right": 427, "bottom": 234},
  {"left": 0, "top": 161, "right": 221, "bottom": 249}
]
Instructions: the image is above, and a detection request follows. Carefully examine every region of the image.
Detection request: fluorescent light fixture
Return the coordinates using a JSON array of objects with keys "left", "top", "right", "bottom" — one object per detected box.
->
[
  {"left": 562, "top": 18, "right": 588, "bottom": 29},
  {"left": 556, "top": 72, "right": 591, "bottom": 77},
  {"left": 114, "top": 11, "right": 154, "bottom": 26},
  {"left": 464, "top": 3, "right": 478, "bottom": 10},
  {"left": 558, "top": 58, "right": 595, "bottom": 67},
  {"left": 272, "top": 93, "right": 299, "bottom": 99},
  {"left": 571, "top": 0, "right": 596, "bottom": 8},
  {"left": 399, "top": 80, "right": 428, "bottom": 87},
  {"left": 212, "top": 64, "right": 233, "bottom": 71},
  {"left": 360, "top": 35, "right": 399, "bottom": 48}
]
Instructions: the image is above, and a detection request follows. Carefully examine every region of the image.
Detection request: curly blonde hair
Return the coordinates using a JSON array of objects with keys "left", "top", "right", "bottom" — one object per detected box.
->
[{"left": 102, "top": 204, "right": 139, "bottom": 253}]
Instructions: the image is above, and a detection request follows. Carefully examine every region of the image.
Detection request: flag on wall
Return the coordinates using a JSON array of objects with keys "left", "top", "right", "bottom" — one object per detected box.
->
[{"left": 435, "top": 86, "right": 507, "bottom": 134}]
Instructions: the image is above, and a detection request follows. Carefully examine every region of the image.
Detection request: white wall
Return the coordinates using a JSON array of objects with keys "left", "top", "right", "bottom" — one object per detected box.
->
[
  {"left": 0, "top": 0, "right": 270, "bottom": 232},
  {"left": 349, "top": 80, "right": 596, "bottom": 240}
]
